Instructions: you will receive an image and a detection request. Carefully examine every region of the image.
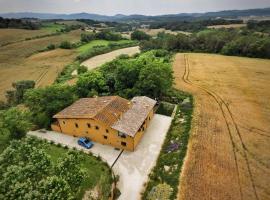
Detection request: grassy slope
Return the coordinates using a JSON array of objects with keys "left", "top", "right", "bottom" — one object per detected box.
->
[
  {"left": 41, "top": 22, "right": 66, "bottom": 32},
  {"left": 77, "top": 39, "right": 133, "bottom": 53}
]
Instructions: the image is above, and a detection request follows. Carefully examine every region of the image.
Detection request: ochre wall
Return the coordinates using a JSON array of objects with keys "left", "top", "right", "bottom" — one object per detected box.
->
[
  {"left": 54, "top": 108, "right": 155, "bottom": 151},
  {"left": 56, "top": 118, "right": 134, "bottom": 151},
  {"left": 133, "top": 109, "right": 154, "bottom": 149}
]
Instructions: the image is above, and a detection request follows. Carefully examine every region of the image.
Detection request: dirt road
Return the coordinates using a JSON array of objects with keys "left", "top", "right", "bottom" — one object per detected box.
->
[
  {"left": 173, "top": 53, "right": 270, "bottom": 200},
  {"left": 81, "top": 46, "right": 140, "bottom": 70}
]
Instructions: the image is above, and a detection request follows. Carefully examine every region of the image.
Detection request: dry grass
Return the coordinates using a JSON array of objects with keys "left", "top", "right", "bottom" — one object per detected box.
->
[
  {"left": 0, "top": 30, "right": 82, "bottom": 100},
  {"left": 173, "top": 53, "right": 270, "bottom": 200},
  {"left": 81, "top": 46, "right": 140, "bottom": 70},
  {"left": 0, "top": 28, "right": 52, "bottom": 46},
  {"left": 139, "top": 28, "right": 191, "bottom": 36},
  {"left": 207, "top": 24, "right": 246, "bottom": 29}
]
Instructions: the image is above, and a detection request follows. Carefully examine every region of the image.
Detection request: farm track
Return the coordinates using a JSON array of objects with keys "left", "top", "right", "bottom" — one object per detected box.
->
[{"left": 182, "top": 54, "right": 260, "bottom": 200}]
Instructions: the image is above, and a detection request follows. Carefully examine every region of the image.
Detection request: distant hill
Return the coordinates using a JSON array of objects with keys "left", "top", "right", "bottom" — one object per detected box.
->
[{"left": 0, "top": 7, "right": 269, "bottom": 22}]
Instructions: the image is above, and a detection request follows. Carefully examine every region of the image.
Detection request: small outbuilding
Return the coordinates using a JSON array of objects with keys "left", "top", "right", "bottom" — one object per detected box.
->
[{"left": 51, "top": 96, "right": 156, "bottom": 151}]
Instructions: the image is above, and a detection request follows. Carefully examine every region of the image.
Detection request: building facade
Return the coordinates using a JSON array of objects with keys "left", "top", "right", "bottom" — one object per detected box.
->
[{"left": 52, "top": 96, "right": 156, "bottom": 151}]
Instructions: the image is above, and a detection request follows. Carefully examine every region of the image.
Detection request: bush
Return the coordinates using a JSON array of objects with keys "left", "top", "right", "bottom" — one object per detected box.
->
[
  {"left": 60, "top": 41, "right": 72, "bottom": 49},
  {"left": 0, "top": 107, "right": 32, "bottom": 139},
  {"left": 47, "top": 44, "right": 56, "bottom": 50},
  {"left": 131, "top": 30, "right": 151, "bottom": 41},
  {"left": 77, "top": 65, "right": 88, "bottom": 74}
]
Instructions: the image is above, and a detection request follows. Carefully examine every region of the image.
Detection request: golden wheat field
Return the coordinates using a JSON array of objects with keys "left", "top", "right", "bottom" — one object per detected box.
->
[
  {"left": 0, "top": 29, "right": 82, "bottom": 100},
  {"left": 207, "top": 24, "right": 246, "bottom": 29},
  {"left": 0, "top": 28, "right": 52, "bottom": 46},
  {"left": 173, "top": 53, "right": 270, "bottom": 200}
]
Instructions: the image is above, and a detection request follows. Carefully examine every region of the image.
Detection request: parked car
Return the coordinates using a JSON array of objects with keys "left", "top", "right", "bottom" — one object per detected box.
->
[{"left": 78, "top": 137, "right": 94, "bottom": 149}]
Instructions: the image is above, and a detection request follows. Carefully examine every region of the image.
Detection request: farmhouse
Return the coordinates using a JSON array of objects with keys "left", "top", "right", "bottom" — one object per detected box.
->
[{"left": 51, "top": 96, "right": 156, "bottom": 151}]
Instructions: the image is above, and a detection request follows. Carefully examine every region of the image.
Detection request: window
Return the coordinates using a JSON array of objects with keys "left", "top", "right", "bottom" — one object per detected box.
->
[
  {"left": 63, "top": 121, "right": 65, "bottom": 124},
  {"left": 121, "top": 142, "right": 127, "bottom": 146},
  {"left": 118, "top": 132, "right": 126, "bottom": 138},
  {"left": 95, "top": 126, "right": 99, "bottom": 130},
  {"left": 149, "top": 117, "right": 151, "bottom": 120},
  {"left": 106, "top": 129, "right": 109, "bottom": 133},
  {"left": 87, "top": 123, "right": 91, "bottom": 128},
  {"left": 103, "top": 135, "right": 108, "bottom": 139},
  {"left": 75, "top": 123, "right": 79, "bottom": 128}
]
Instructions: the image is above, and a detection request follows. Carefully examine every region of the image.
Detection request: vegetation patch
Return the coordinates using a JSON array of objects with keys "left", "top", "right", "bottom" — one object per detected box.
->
[
  {"left": 0, "top": 136, "right": 113, "bottom": 200},
  {"left": 142, "top": 92, "right": 193, "bottom": 200},
  {"left": 156, "top": 101, "right": 175, "bottom": 116}
]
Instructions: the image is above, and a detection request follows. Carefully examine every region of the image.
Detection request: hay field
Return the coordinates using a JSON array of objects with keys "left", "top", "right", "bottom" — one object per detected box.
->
[
  {"left": 81, "top": 46, "right": 140, "bottom": 70},
  {"left": 173, "top": 53, "right": 270, "bottom": 200},
  {"left": 0, "top": 30, "right": 82, "bottom": 100},
  {"left": 207, "top": 24, "right": 246, "bottom": 29},
  {"left": 0, "top": 29, "right": 52, "bottom": 46},
  {"left": 139, "top": 28, "right": 191, "bottom": 36}
]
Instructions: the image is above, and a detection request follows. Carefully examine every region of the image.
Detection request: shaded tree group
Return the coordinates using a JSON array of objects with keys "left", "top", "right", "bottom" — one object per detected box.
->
[{"left": 140, "top": 29, "right": 270, "bottom": 59}]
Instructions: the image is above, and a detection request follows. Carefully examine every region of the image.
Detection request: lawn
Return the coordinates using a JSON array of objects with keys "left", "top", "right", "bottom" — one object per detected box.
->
[
  {"left": 78, "top": 40, "right": 110, "bottom": 53},
  {"left": 41, "top": 22, "right": 66, "bottom": 32},
  {"left": 77, "top": 39, "right": 134, "bottom": 53}
]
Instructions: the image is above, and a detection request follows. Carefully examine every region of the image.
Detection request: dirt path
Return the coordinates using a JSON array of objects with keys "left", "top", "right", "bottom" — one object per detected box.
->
[
  {"left": 81, "top": 46, "right": 140, "bottom": 70},
  {"left": 173, "top": 53, "right": 270, "bottom": 200}
]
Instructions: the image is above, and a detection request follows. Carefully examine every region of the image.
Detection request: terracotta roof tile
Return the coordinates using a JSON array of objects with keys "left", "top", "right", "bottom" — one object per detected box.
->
[
  {"left": 111, "top": 96, "right": 156, "bottom": 137},
  {"left": 53, "top": 96, "right": 156, "bottom": 137}
]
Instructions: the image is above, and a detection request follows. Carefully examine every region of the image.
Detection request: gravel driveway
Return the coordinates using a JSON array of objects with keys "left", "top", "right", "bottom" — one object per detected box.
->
[{"left": 28, "top": 114, "right": 172, "bottom": 199}]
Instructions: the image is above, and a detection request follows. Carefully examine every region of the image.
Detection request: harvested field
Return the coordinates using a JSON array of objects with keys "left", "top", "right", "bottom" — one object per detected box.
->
[
  {"left": 139, "top": 28, "right": 191, "bottom": 36},
  {"left": 0, "top": 28, "right": 52, "bottom": 46},
  {"left": 207, "top": 24, "right": 246, "bottom": 29},
  {"left": 173, "top": 53, "right": 270, "bottom": 200},
  {"left": 0, "top": 49, "right": 77, "bottom": 100},
  {"left": 81, "top": 46, "right": 140, "bottom": 70},
  {"left": 0, "top": 30, "right": 82, "bottom": 100}
]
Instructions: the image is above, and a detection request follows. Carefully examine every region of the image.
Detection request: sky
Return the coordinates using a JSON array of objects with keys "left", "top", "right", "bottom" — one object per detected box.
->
[{"left": 0, "top": 0, "right": 269, "bottom": 15}]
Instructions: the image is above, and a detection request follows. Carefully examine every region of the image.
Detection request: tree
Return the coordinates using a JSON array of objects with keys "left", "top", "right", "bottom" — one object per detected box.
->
[
  {"left": 131, "top": 30, "right": 151, "bottom": 41},
  {"left": 136, "top": 61, "right": 173, "bottom": 98},
  {"left": 77, "top": 65, "right": 88, "bottom": 74},
  {"left": 147, "top": 183, "right": 173, "bottom": 200},
  {"left": 39, "top": 176, "right": 74, "bottom": 200},
  {"left": 5, "top": 80, "right": 35, "bottom": 105},
  {"left": 60, "top": 41, "right": 72, "bottom": 49},
  {"left": 81, "top": 32, "right": 96, "bottom": 43},
  {"left": 76, "top": 70, "right": 109, "bottom": 97},
  {"left": 54, "top": 151, "right": 85, "bottom": 192},
  {"left": 0, "top": 107, "right": 32, "bottom": 139},
  {"left": 24, "top": 84, "right": 77, "bottom": 128},
  {"left": 0, "top": 137, "right": 84, "bottom": 199}
]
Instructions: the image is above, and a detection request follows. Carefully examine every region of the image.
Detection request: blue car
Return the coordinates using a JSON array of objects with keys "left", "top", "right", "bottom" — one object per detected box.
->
[{"left": 78, "top": 137, "right": 94, "bottom": 149}]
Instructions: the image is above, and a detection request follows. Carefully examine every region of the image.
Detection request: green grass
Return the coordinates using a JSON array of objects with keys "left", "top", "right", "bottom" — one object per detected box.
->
[
  {"left": 77, "top": 39, "right": 134, "bottom": 53},
  {"left": 44, "top": 144, "right": 113, "bottom": 200},
  {"left": 41, "top": 22, "right": 66, "bottom": 32},
  {"left": 77, "top": 40, "right": 110, "bottom": 53}
]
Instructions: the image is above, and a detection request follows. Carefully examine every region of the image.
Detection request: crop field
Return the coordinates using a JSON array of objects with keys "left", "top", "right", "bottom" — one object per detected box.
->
[
  {"left": 81, "top": 46, "right": 140, "bottom": 70},
  {"left": 207, "top": 24, "right": 246, "bottom": 29},
  {"left": 139, "top": 28, "right": 191, "bottom": 36},
  {"left": 0, "top": 28, "right": 53, "bottom": 46},
  {"left": 173, "top": 53, "right": 270, "bottom": 200},
  {"left": 0, "top": 30, "right": 82, "bottom": 100}
]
